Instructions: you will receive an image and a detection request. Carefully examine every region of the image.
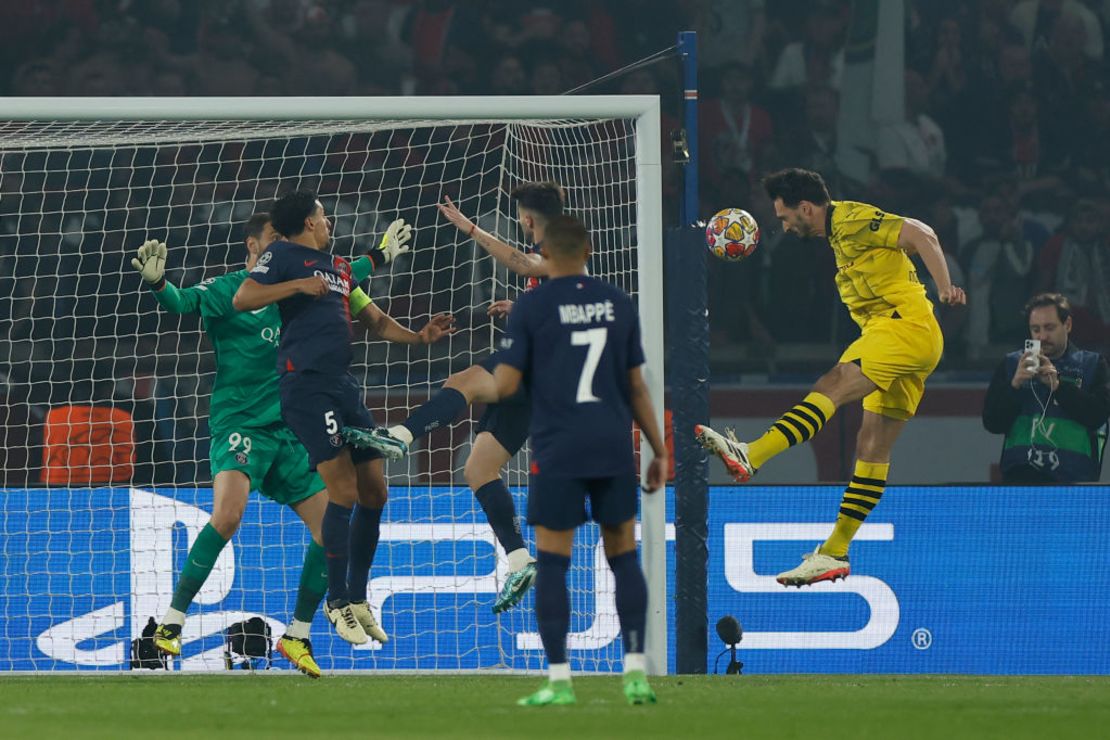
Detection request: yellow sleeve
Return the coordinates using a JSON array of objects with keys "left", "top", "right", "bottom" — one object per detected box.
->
[
  {"left": 349, "top": 287, "right": 373, "bottom": 316},
  {"left": 836, "top": 202, "right": 905, "bottom": 249}
]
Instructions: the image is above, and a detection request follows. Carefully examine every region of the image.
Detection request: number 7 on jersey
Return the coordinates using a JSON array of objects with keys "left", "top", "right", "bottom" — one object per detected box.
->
[{"left": 571, "top": 327, "right": 607, "bottom": 403}]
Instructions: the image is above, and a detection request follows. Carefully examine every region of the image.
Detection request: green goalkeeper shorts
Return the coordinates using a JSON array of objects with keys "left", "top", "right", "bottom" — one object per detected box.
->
[{"left": 209, "top": 423, "right": 324, "bottom": 507}]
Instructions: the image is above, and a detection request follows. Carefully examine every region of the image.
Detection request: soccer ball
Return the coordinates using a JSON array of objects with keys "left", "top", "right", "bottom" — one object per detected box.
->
[{"left": 705, "top": 208, "right": 760, "bottom": 262}]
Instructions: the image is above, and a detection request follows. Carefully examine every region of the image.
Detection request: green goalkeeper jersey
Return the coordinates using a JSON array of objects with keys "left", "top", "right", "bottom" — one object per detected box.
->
[{"left": 151, "top": 270, "right": 282, "bottom": 431}]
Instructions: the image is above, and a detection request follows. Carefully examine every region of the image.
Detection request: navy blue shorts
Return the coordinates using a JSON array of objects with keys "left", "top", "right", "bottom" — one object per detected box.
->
[
  {"left": 526, "top": 473, "right": 639, "bottom": 530},
  {"left": 475, "top": 353, "right": 530, "bottom": 456},
  {"left": 279, "top": 371, "right": 383, "bottom": 468}
]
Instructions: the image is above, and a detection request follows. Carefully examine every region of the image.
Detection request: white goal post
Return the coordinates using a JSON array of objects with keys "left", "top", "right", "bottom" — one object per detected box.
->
[{"left": 1, "top": 96, "right": 667, "bottom": 674}]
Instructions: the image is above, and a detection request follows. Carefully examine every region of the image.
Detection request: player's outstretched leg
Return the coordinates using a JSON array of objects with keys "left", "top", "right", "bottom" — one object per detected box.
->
[
  {"left": 518, "top": 548, "right": 576, "bottom": 707},
  {"left": 698, "top": 391, "right": 838, "bottom": 481},
  {"left": 344, "top": 365, "right": 497, "bottom": 460}
]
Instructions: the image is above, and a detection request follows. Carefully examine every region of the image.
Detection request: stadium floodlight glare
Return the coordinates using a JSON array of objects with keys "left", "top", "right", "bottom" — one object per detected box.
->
[{"left": 714, "top": 615, "right": 744, "bottom": 676}]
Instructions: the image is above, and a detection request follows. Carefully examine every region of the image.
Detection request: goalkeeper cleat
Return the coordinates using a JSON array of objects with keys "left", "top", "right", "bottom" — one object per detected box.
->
[
  {"left": 493, "top": 561, "right": 537, "bottom": 614},
  {"left": 325, "top": 602, "right": 368, "bottom": 645},
  {"left": 622, "top": 670, "right": 658, "bottom": 705},
  {"left": 153, "top": 623, "right": 182, "bottom": 657},
  {"left": 349, "top": 601, "right": 389, "bottom": 644},
  {"left": 776, "top": 547, "right": 850, "bottom": 587},
  {"left": 517, "top": 680, "right": 577, "bottom": 707},
  {"left": 694, "top": 424, "right": 755, "bottom": 483},
  {"left": 276, "top": 635, "right": 321, "bottom": 679},
  {"left": 342, "top": 426, "right": 408, "bottom": 461}
]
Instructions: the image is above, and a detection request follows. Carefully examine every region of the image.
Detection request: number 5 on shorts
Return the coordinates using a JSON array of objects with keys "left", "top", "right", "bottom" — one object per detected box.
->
[{"left": 324, "top": 411, "right": 338, "bottom": 434}]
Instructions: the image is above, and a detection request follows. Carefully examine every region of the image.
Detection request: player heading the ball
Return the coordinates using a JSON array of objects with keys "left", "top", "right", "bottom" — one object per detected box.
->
[
  {"left": 493, "top": 214, "right": 667, "bottom": 707},
  {"left": 697, "top": 167, "right": 966, "bottom": 587}
]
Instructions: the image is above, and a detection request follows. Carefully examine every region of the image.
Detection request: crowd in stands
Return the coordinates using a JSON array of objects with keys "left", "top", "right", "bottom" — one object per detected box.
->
[{"left": 3, "top": 0, "right": 1110, "bottom": 482}]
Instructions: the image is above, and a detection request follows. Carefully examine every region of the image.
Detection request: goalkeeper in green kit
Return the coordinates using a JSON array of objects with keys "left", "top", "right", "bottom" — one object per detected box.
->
[{"left": 132, "top": 214, "right": 454, "bottom": 677}]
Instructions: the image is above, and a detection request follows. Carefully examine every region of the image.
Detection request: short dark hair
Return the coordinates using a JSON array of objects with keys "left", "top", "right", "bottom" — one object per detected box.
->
[
  {"left": 762, "top": 168, "right": 831, "bottom": 207},
  {"left": 243, "top": 212, "right": 271, "bottom": 242},
  {"left": 510, "top": 180, "right": 564, "bottom": 222},
  {"left": 1024, "top": 293, "right": 1072, "bottom": 323},
  {"left": 270, "top": 190, "right": 319, "bottom": 238},
  {"left": 543, "top": 214, "right": 589, "bottom": 258}
]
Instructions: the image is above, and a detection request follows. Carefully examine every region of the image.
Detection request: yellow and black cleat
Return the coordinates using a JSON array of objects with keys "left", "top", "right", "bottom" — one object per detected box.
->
[
  {"left": 153, "top": 623, "right": 182, "bottom": 657},
  {"left": 277, "top": 635, "right": 322, "bottom": 679}
]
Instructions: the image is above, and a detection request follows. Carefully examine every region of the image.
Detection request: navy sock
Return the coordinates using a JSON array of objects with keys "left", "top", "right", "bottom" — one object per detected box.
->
[
  {"left": 608, "top": 550, "right": 648, "bottom": 655},
  {"left": 403, "top": 387, "right": 468, "bottom": 440},
  {"left": 535, "top": 550, "right": 571, "bottom": 665},
  {"left": 347, "top": 505, "right": 383, "bottom": 602},
  {"left": 322, "top": 502, "right": 352, "bottom": 606},
  {"left": 474, "top": 480, "right": 526, "bottom": 555}
]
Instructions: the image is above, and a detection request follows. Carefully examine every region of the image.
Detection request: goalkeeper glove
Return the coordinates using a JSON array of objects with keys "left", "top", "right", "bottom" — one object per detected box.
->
[
  {"left": 367, "top": 218, "right": 412, "bottom": 269},
  {"left": 131, "top": 239, "right": 168, "bottom": 289}
]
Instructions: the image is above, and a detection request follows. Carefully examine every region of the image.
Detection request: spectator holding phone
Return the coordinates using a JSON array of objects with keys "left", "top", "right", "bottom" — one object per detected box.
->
[{"left": 982, "top": 293, "right": 1110, "bottom": 483}]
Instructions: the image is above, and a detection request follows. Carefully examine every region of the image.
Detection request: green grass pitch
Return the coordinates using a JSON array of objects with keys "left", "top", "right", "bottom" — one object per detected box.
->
[{"left": 2, "top": 674, "right": 1108, "bottom": 739}]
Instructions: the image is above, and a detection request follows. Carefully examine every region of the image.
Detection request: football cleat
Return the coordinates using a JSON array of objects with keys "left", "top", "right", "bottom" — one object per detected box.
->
[
  {"left": 325, "top": 602, "right": 368, "bottom": 645},
  {"left": 517, "top": 680, "right": 577, "bottom": 707},
  {"left": 153, "top": 623, "right": 182, "bottom": 657},
  {"left": 694, "top": 424, "right": 755, "bottom": 483},
  {"left": 349, "top": 601, "right": 389, "bottom": 643},
  {"left": 493, "top": 561, "right": 537, "bottom": 614},
  {"left": 342, "top": 426, "right": 408, "bottom": 461},
  {"left": 776, "top": 547, "right": 850, "bottom": 587},
  {"left": 276, "top": 635, "right": 321, "bottom": 679},
  {"left": 622, "top": 670, "right": 658, "bottom": 705}
]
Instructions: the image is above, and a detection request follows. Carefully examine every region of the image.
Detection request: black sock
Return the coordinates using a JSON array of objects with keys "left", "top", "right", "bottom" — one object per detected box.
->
[
  {"left": 474, "top": 480, "right": 526, "bottom": 555},
  {"left": 347, "top": 504, "right": 383, "bottom": 602},
  {"left": 535, "top": 549, "right": 571, "bottom": 665},
  {"left": 322, "top": 502, "right": 352, "bottom": 606},
  {"left": 402, "top": 387, "right": 468, "bottom": 440},
  {"left": 608, "top": 550, "right": 647, "bottom": 655}
]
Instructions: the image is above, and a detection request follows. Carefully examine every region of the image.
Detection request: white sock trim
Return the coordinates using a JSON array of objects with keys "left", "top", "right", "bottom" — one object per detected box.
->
[
  {"left": 390, "top": 425, "right": 414, "bottom": 446},
  {"left": 549, "top": 663, "right": 572, "bottom": 682},
  {"left": 286, "top": 619, "right": 312, "bottom": 640},
  {"left": 624, "top": 653, "right": 646, "bottom": 674},
  {"left": 506, "top": 548, "right": 533, "bottom": 573},
  {"left": 162, "top": 608, "right": 186, "bottom": 627}
]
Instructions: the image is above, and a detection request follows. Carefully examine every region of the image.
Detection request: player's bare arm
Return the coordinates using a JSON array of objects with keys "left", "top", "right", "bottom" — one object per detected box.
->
[
  {"left": 356, "top": 304, "right": 456, "bottom": 345},
  {"left": 233, "top": 275, "right": 328, "bottom": 311},
  {"left": 628, "top": 365, "right": 668, "bottom": 492},
  {"left": 438, "top": 195, "right": 547, "bottom": 278},
  {"left": 897, "top": 218, "right": 967, "bottom": 305}
]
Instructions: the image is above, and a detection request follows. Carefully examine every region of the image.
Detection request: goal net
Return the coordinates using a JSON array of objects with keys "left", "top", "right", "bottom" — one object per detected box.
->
[{"left": 0, "top": 97, "right": 665, "bottom": 673}]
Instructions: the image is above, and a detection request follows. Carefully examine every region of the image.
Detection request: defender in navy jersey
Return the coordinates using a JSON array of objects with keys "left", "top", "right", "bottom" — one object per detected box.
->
[
  {"left": 233, "top": 189, "right": 424, "bottom": 646},
  {"left": 492, "top": 215, "right": 667, "bottom": 708},
  {"left": 344, "top": 181, "right": 566, "bottom": 614}
]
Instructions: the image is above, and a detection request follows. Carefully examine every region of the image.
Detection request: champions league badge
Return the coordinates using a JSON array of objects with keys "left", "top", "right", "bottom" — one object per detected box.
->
[
  {"left": 235, "top": 452, "right": 248, "bottom": 465},
  {"left": 330, "top": 433, "right": 343, "bottom": 447}
]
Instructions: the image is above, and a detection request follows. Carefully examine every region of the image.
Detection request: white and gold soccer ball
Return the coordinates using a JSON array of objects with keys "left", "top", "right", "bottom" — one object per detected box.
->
[{"left": 705, "top": 208, "right": 760, "bottom": 262}]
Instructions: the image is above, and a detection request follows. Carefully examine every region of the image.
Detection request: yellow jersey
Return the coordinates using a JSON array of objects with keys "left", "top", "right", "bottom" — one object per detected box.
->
[{"left": 826, "top": 200, "right": 933, "bottom": 328}]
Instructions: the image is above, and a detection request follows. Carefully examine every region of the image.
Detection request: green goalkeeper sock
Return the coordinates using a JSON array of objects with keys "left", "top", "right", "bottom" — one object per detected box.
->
[
  {"left": 293, "top": 540, "right": 329, "bottom": 624},
  {"left": 170, "top": 523, "right": 228, "bottom": 613}
]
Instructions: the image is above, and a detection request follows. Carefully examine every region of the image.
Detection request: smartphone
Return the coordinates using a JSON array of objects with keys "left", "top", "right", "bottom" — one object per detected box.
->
[{"left": 1024, "top": 339, "right": 1041, "bottom": 371}]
